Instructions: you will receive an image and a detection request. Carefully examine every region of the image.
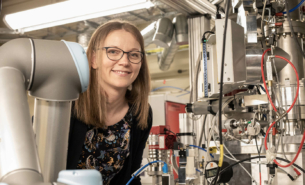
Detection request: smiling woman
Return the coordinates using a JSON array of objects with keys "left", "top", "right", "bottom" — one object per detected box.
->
[{"left": 67, "top": 20, "right": 152, "bottom": 185}]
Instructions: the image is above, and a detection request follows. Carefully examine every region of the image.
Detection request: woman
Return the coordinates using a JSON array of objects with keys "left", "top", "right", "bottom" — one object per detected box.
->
[{"left": 67, "top": 20, "right": 152, "bottom": 185}]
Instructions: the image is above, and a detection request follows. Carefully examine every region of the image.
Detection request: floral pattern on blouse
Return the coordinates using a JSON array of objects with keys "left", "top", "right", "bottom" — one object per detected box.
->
[{"left": 77, "top": 109, "right": 132, "bottom": 185}]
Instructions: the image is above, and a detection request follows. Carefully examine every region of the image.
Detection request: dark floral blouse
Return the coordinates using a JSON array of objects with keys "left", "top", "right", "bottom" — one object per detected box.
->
[{"left": 76, "top": 109, "right": 132, "bottom": 185}]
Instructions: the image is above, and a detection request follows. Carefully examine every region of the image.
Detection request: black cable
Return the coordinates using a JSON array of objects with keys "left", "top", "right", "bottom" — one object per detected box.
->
[
  {"left": 202, "top": 31, "right": 215, "bottom": 43},
  {"left": 210, "top": 156, "right": 305, "bottom": 184},
  {"left": 285, "top": 0, "right": 305, "bottom": 59},
  {"left": 213, "top": 0, "right": 231, "bottom": 184}
]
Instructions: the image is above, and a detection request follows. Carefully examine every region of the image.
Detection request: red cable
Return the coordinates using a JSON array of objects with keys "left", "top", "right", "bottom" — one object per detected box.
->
[
  {"left": 261, "top": 50, "right": 303, "bottom": 168},
  {"left": 259, "top": 173, "right": 261, "bottom": 185}
]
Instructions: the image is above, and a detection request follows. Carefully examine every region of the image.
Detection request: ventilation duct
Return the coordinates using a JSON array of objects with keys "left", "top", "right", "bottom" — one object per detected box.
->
[
  {"left": 77, "top": 31, "right": 94, "bottom": 50},
  {"left": 141, "top": 21, "right": 156, "bottom": 47},
  {"left": 173, "top": 14, "right": 188, "bottom": 45},
  {"left": 158, "top": 14, "right": 188, "bottom": 71},
  {"left": 152, "top": 17, "right": 174, "bottom": 48}
]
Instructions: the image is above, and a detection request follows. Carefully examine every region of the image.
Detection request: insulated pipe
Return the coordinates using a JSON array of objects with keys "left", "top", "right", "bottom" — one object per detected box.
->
[
  {"left": 152, "top": 17, "right": 174, "bottom": 48},
  {"left": 157, "top": 35, "right": 179, "bottom": 71},
  {"left": 173, "top": 14, "right": 188, "bottom": 45}
]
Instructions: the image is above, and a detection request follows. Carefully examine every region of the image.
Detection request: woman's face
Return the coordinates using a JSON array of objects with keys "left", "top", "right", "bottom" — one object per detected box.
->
[{"left": 93, "top": 29, "right": 142, "bottom": 91}]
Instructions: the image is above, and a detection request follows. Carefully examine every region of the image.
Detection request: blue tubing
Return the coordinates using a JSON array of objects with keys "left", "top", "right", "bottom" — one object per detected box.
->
[
  {"left": 189, "top": 145, "right": 214, "bottom": 158},
  {"left": 283, "top": 0, "right": 305, "bottom": 14}
]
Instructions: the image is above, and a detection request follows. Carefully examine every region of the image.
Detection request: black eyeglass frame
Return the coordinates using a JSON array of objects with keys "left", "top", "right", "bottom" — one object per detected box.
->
[{"left": 101, "top": 47, "right": 144, "bottom": 64}]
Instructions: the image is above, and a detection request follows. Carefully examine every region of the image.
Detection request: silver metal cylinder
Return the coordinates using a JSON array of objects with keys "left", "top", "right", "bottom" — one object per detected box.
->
[
  {"left": 245, "top": 47, "right": 263, "bottom": 83},
  {"left": 275, "top": 84, "right": 305, "bottom": 119},
  {"left": 152, "top": 17, "right": 174, "bottom": 48},
  {"left": 284, "top": 0, "right": 302, "bottom": 20},
  {"left": 278, "top": 35, "right": 304, "bottom": 84},
  {"left": 0, "top": 67, "right": 42, "bottom": 182},
  {"left": 33, "top": 99, "right": 72, "bottom": 183},
  {"left": 179, "top": 113, "right": 194, "bottom": 145},
  {"left": 173, "top": 14, "right": 188, "bottom": 45}
]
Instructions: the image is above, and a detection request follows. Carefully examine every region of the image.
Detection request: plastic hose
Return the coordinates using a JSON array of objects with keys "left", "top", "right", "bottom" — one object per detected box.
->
[
  {"left": 189, "top": 145, "right": 214, "bottom": 158},
  {"left": 283, "top": 0, "right": 305, "bottom": 14},
  {"left": 126, "top": 160, "right": 166, "bottom": 185}
]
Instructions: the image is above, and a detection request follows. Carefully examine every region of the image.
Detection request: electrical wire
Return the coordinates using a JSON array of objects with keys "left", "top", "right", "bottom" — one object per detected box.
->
[
  {"left": 209, "top": 98, "right": 259, "bottom": 184},
  {"left": 176, "top": 92, "right": 190, "bottom": 97},
  {"left": 126, "top": 160, "right": 166, "bottom": 185},
  {"left": 261, "top": 51, "right": 303, "bottom": 168},
  {"left": 261, "top": 0, "right": 267, "bottom": 37},
  {"left": 285, "top": 0, "right": 305, "bottom": 60},
  {"left": 214, "top": 0, "right": 231, "bottom": 183},
  {"left": 283, "top": 0, "right": 305, "bottom": 14},
  {"left": 210, "top": 156, "right": 305, "bottom": 185},
  {"left": 199, "top": 115, "right": 207, "bottom": 147}
]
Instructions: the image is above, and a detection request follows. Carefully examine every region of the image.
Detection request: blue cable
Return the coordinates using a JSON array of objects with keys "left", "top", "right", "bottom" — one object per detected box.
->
[
  {"left": 189, "top": 145, "right": 214, "bottom": 158},
  {"left": 283, "top": 0, "right": 305, "bottom": 14},
  {"left": 151, "top": 86, "right": 190, "bottom": 93},
  {"left": 196, "top": 169, "right": 202, "bottom": 173},
  {"left": 126, "top": 160, "right": 167, "bottom": 185},
  {"left": 259, "top": 85, "right": 266, "bottom": 93},
  {"left": 176, "top": 92, "right": 190, "bottom": 97}
]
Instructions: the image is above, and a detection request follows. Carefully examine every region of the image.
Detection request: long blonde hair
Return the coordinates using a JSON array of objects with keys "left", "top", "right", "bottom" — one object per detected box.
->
[{"left": 74, "top": 20, "right": 151, "bottom": 129}]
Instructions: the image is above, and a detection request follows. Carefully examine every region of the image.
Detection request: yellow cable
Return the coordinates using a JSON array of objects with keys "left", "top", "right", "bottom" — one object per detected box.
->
[{"left": 218, "top": 144, "right": 224, "bottom": 167}]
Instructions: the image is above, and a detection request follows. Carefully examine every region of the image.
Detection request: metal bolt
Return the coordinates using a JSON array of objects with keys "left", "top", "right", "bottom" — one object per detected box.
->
[
  {"left": 227, "top": 78, "right": 230, "bottom": 81},
  {"left": 225, "top": 63, "right": 227, "bottom": 66}
]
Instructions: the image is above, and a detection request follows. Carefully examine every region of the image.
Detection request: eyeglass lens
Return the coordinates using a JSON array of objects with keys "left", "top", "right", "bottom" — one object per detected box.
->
[{"left": 106, "top": 48, "right": 142, "bottom": 63}]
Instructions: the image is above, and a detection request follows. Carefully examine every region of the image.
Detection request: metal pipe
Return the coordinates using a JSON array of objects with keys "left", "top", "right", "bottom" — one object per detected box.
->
[
  {"left": 158, "top": 35, "right": 179, "bottom": 71},
  {"left": 0, "top": 67, "right": 43, "bottom": 183},
  {"left": 141, "top": 21, "right": 157, "bottom": 47},
  {"left": 152, "top": 17, "right": 174, "bottom": 48},
  {"left": 173, "top": 14, "right": 188, "bottom": 45},
  {"left": 33, "top": 99, "right": 72, "bottom": 183}
]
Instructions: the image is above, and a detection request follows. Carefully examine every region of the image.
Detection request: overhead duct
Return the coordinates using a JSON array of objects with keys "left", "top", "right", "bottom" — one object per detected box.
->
[
  {"left": 141, "top": 21, "right": 157, "bottom": 47},
  {"left": 158, "top": 14, "right": 188, "bottom": 71},
  {"left": 158, "top": 35, "right": 179, "bottom": 71},
  {"left": 173, "top": 14, "right": 188, "bottom": 45},
  {"left": 152, "top": 17, "right": 174, "bottom": 48},
  {"left": 77, "top": 31, "right": 94, "bottom": 50}
]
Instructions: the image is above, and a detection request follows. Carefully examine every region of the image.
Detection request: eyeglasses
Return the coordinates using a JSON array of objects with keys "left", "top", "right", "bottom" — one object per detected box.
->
[{"left": 101, "top": 47, "right": 144, "bottom": 64}]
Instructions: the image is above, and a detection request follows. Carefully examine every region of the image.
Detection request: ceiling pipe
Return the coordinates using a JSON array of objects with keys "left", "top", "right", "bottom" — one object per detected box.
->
[
  {"left": 152, "top": 17, "right": 174, "bottom": 48},
  {"left": 173, "top": 14, "right": 188, "bottom": 45},
  {"left": 158, "top": 14, "right": 188, "bottom": 71}
]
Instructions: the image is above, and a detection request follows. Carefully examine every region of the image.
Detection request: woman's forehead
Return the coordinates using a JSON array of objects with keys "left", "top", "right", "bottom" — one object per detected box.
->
[{"left": 103, "top": 29, "right": 141, "bottom": 50}]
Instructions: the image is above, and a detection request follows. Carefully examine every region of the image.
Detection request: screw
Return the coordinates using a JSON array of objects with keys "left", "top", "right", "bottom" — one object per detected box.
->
[{"left": 227, "top": 78, "right": 230, "bottom": 81}]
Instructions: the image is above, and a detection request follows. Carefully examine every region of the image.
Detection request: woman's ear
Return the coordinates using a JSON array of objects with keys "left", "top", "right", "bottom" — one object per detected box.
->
[{"left": 91, "top": 51, "right": 98, "bottom": 69}]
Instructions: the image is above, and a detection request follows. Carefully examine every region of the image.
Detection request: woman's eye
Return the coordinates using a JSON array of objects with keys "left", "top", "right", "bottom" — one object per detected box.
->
[
  {"left": 108, "top": 50, "right": 120, "bottom": 54},
  {"left": 131, "top": 53, "right": 139, "bottom": 58}
]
